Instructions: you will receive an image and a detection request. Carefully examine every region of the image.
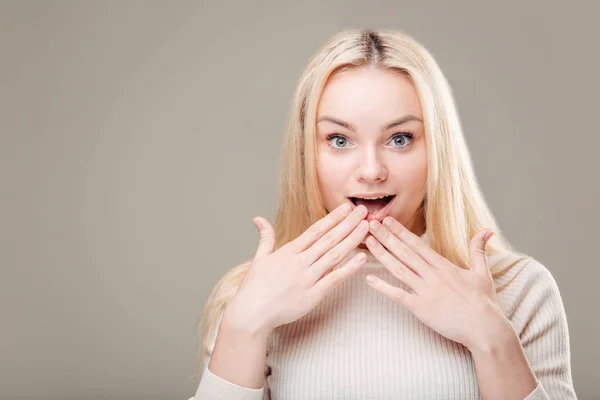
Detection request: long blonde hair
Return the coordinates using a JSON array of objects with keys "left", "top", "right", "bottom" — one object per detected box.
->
[{"left": 192, "top": 28, "right": 530, "bottom": 384}]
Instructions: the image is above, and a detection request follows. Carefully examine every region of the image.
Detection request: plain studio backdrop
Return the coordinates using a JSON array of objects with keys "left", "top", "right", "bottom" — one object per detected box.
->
[{"left": 1, "top": 1, "right": 598, "bottom": 399}]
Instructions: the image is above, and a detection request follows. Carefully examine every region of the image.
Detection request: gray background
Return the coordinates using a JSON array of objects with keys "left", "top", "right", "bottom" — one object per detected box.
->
[{"left": 1, "top": 1, "right": 598, "bottom": 399}]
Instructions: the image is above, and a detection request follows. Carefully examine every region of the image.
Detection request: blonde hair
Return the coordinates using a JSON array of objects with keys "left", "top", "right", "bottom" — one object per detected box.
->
[{"left": 192, "top": 28, "right": 531, "bottom": 384}]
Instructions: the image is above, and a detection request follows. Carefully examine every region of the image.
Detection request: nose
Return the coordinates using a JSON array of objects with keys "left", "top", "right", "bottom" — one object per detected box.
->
[{"left": 354, "top": 147, "right": 388, "bottom": 183}]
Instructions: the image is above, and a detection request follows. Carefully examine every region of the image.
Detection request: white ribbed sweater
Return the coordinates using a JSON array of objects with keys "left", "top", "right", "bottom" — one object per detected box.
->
[{"left": 192, "top": 231, "right": 577, "bottom": 399}]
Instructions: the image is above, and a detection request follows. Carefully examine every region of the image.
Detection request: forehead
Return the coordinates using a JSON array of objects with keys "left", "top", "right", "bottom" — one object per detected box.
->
[{"left": 317, "top": 67, "right": 423, "bottom": 121}]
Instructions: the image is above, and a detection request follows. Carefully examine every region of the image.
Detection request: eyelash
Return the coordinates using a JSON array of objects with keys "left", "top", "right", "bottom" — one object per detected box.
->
[{"left": 325, "top": 133, "right": 415, "bottom": 152}]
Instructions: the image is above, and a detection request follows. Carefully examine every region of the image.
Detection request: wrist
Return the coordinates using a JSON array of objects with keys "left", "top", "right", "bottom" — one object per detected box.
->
[
  {"left": 222, "top": 300, "right": 273, "bottom": 340},
  {"left": 467, "top": 305, "right": 517, "bottom": 355}
]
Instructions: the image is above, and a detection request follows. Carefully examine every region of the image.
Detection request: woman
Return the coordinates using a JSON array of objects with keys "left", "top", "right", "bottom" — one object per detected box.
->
[{"left": 190, "top": 29, "right": 576, "bottom": 399}]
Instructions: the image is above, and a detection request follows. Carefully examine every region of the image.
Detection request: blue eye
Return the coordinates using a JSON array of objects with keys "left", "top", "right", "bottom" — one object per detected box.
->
[
  {"left": 327, "top": 134, "right": 350, "bottom": 149},
  {"left": 325, "top": 133, "right": 414, "bottom": 151},
  {"left": 390, "top": 133, "right": 414, "bottom": 148}
]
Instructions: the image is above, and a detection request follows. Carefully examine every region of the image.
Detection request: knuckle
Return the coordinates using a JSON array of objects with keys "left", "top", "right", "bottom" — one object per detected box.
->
[
  {"left": 259, "top": 235, "right": 272, "bottom": 244},
  {"left": 329, "top": 213, "right": 339, "bottom": 224},
  {"left": 327, "top": 213, "right": 339, "bottom": 225},
  {"left": 393, "top": 291, "right": 406, "bottom": 303},
  {"left": 328, "top": 250, "right": 341, "bottom": 263},
  {"left": 394, "top": 265, "right": 408, "bottom": 279},
  {"left": 413, "top": 240, "right": 426, "bottom": 252},
  {"left": 297, "top": 252, "right": 310, "bottom": 265},
  {"left": 323, "top": 233, "right": 336, "bottom": 248},
  {"left": 400, "top": 245, "right": 412, "bottom": 260},
  {"left": 395, "top": 264, "right": 407, "bottom": 277},
  {"left": 311, "top": 226, "right": 324, "bottom": 241}
]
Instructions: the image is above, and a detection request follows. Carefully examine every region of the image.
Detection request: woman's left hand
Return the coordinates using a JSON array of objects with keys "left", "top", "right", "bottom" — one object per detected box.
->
[{"left": 364, "top": 217, "right": 513, "bottom": 352}]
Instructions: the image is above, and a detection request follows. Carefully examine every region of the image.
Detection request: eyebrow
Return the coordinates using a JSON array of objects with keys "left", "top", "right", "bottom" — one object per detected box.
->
[{"left": 316, "top": 114, "right": 423, "bottom": 132}]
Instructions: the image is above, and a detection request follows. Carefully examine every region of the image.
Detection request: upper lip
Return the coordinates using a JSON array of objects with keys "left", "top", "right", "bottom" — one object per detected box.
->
[{"left": 349, "top": 193, "right": 395, "bottom": 199}]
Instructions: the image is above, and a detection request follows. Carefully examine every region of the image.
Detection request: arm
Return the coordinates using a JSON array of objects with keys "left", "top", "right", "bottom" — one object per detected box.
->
[
  {"left": 470, "top": 260, "right": 577, "bottom": 400},
  {"left": 469, "top": 317, "right": 540, "bottom": 399},
  {"left": 192, "top": 307, "right": 271, "bottom": 400}
]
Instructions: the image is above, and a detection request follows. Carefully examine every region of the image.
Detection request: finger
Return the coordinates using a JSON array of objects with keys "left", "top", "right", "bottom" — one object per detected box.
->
[
  {"left": 365, "top": 274, "right": 415, "bottom": 309},
  {"left": 252, "top": 217, "right": 276, "bottom": 259},
  {"left": 382, "top": 217, "right": 451, "bottom": 269},
  {"left": 469, "top": 229, "right": 494, "bottom": 275},
  {"left": 301, "top": 205, "right": 368, "bottom": 265},
  {"left": 369, "top": 220, "right": 432, "bottom": 279},
  {"left": 365, "top": 236, "right": 422, "bottom": 293},
  {"left": 309, "top": 219, "right": 370, "bottom": 282},
  {"left": 285, "top": 203, "right": 354, "bottom": 253},
  {"left": 311, "top": 252, "right": 367, "bottom": 297}
]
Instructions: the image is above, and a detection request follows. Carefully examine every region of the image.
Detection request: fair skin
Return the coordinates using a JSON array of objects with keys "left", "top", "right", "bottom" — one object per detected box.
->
[{"left": 208, "top": 66, "right": 538, "bottom": 399}]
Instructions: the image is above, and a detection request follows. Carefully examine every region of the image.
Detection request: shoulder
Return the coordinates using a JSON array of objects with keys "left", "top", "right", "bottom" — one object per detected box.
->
[
  {"left": 492, "top": 253, "right": 559, "bottom": 293},
  {"left": 490, "top": 253, "right": 566, "bottom": 335}
]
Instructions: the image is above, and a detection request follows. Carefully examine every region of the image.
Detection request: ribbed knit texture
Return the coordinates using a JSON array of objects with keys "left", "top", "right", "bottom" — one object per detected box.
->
[{"left": 192, "top": 231, "right": 576, "bottom": 399}]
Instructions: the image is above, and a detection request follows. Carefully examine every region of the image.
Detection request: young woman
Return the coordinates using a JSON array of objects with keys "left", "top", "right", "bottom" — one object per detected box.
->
[{"left": 190, "top": 29, "right": 576, "bottom": 399}]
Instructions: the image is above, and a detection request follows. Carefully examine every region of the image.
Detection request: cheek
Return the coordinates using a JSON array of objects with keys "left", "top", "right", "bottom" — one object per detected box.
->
[
  {"left": 386, "top": 153, "right": 426, "bottom": 198},
  {"left": 390, "top": 147, "right": 427, "bottom": 185},
  {"left": 317, "top": 153, "right": 350, "bottom": 200},
  {"left": 391, "top": 165, "right": 427, "bottom": 189}
]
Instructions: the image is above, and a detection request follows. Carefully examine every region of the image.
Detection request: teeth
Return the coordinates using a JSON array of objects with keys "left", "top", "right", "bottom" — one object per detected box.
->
[{"left": 357, "top": 195, "right": 389, "bottom": 200}]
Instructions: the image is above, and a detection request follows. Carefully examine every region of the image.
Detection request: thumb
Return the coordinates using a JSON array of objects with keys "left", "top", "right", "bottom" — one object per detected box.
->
[
  {"left": 252, "top": 217, "right": 276, "bottom": 259},
  {"left": 469, "top": 229, "right": 494, "bottom": 275}
]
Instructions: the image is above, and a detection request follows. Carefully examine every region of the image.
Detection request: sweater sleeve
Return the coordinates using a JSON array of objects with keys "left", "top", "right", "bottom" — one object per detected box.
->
[
  {"left": 508, "top": 259, "right": 577, "bottom": 400},
  {"left": 190, "top": 312, "right": 271, "bottom": 400}
]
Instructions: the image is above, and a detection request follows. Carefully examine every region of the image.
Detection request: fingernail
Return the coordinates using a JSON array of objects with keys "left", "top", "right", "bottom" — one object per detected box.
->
[
  {"left": 382, "top": 217, "right": 393, "bottom": 227},
  {"left": 358, "top": 205, "right": 367, "bottom": 216},
  {"left": 366, "top": 275, "right": 377, "bottom": 285},
  {"left": 369, "top": 220, "right": 380, "bottom": 231}
]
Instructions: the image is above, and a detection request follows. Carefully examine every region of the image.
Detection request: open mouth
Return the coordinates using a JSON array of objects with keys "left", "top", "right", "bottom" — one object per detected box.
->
[{"left": 349, "top": 195, "right": 396, "bottom": 221}]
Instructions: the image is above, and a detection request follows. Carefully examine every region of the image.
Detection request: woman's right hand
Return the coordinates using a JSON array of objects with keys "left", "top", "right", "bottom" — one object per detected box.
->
[{"left": 224, "top": 203, "right": 370, "bottom": 336}]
